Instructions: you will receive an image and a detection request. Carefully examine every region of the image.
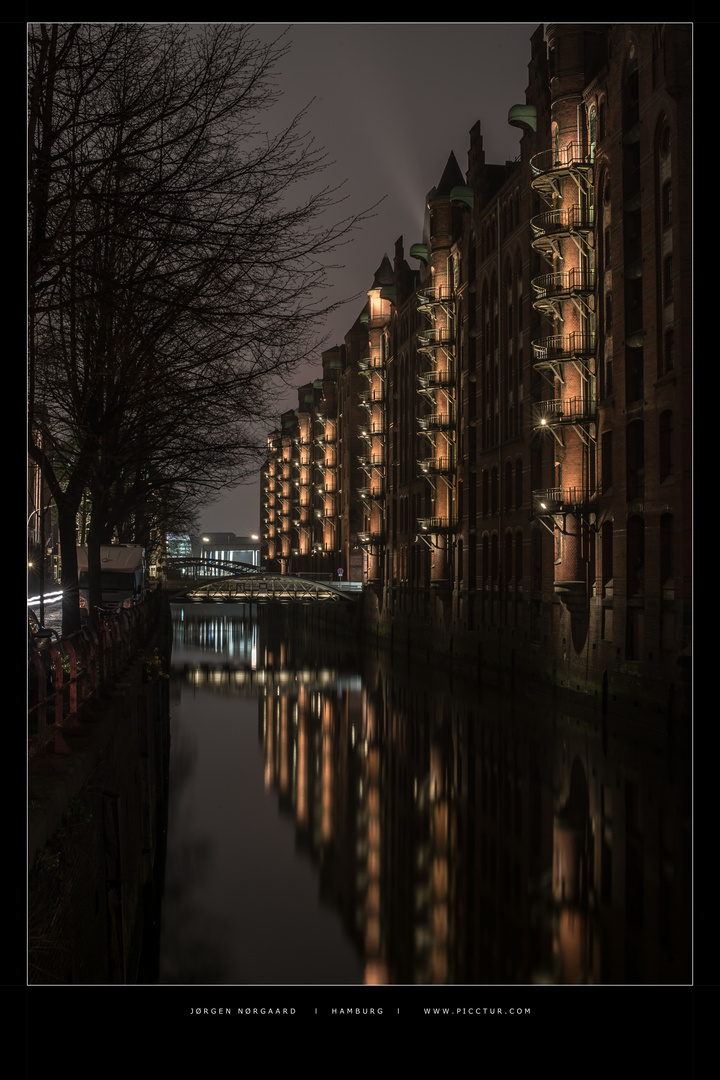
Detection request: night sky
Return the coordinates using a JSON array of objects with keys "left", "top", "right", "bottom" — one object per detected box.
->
[{"left": 199, "top": 22, "right": 539, "bottom": 534}]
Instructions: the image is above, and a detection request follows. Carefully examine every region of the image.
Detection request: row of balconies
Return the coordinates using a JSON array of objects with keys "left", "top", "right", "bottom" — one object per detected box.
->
[
  {"left": 530, "top": 130, "right": 597, "bottom": 488},
  {"left": 266, "top": 137, "right": 602, "bottom": 559},
  {"left": 272, "top": 490, "right": 599, "bottom": 540}
]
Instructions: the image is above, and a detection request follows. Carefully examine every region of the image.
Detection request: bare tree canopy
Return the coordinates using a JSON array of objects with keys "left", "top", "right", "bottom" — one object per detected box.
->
[{"left": 28, "top": 22, "right": 372, "bottom": 630}]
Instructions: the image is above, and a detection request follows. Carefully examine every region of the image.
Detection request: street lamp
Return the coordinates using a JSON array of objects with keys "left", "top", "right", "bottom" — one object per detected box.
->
[{"left": 27, "top": 503, "right": 53, "bottom": 527}]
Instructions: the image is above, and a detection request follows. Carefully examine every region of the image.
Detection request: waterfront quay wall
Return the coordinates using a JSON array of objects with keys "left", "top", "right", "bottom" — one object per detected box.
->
[
  {"left": 28, "top": 600, "right": 171, "bottom": 985},
  {"left": 242, "top": 589, "right": 688, "bottom": 738},
  {"left": 360, "top": 585, "right": 690, "bottom": 730}
]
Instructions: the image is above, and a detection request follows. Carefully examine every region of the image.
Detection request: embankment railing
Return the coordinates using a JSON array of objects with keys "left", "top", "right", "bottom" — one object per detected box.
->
[{"left": 28, "top": 594, "right": 160, "bottom": 759}]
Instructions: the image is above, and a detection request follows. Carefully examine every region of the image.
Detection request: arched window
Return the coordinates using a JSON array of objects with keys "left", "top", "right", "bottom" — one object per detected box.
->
[
  {"left": 659, "top": 410, "right": 674, "bottom": 481},
  {"left": 504, "top": 531, "right": 513, "bottom": 591},
  {"left": 505, "top": 460, "right": 513, "bottom": 511},
  {"left": 660, "top": 513, "right": 674, "bottom": 585},
  {"left": 601, "top": 520, "right": 613, "bottom": 590},
  {"left": 626, "top": 419, "right": 645, "bottom": 500},
  {"left": 515, "top": 529, "right": 523, "bottom": 583},
  {"left": 655, "top": 114, "right": 674, "bottom": 376},
  {"left": 662, "top": 180, "right": 672, "bottom": 228},
  {"left": 531, "top": 527, "right": 543, "bottom": 592},
  {"left": 589, "top": 104, "right": 597, "bottom": 160},
  {"left": 623, "top": 48, "right": 640, "bottom": 131},
  {"left": 626, "top": 515, "right": 645, "bottom": 597},
  {"left": 601, "top": 430, "right": 613, "bottom": 493}
]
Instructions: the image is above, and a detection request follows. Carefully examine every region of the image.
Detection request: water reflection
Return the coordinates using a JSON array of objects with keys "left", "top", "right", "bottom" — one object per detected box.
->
[{"left": 160, "top": 603, "right": 691, "bottom": 986}]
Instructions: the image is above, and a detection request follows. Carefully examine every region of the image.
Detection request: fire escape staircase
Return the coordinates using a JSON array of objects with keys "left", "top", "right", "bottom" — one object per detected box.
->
[
  {"left": 415, "top": 280, "right": 458, "bottom": 539},
  {"left": 530, "top": 140, "right": 598, "bottom": 534}
]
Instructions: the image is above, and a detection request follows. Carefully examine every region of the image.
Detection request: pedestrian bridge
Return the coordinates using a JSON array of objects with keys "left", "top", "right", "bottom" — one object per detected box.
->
[
  {"left": 166, "top": 557, "right": 262, "bottom": 577},
  {"left": 175, "top": 573, "right": 362, "bottom": 604}
]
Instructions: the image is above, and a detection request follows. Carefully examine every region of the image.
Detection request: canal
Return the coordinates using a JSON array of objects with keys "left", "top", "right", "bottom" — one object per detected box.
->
[{"left": 157, "top": 601, "right": 691, "bottom": 987}]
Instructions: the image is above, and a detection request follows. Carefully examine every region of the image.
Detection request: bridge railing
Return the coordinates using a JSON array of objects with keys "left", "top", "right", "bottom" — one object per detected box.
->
[
  {"left": 28, "top": 593, "right": 162, "bottom": 760},
  {"left": 179, "top": 573, "right": 362, "bottom": 603},
  {"left": 165, "top": 557, "right": 261, "bottom": 577}
]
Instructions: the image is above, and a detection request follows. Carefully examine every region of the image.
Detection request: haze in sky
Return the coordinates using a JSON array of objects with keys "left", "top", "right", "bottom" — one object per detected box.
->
[{"left": 199, "top": 21, "right": 539, "bottom": 534}]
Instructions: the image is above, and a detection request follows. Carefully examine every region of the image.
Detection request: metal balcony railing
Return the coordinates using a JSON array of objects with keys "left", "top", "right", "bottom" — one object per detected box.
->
[
  {"left": 532, "top": 331, "right": 596, "bottom": 363},
  {"left": 358, "top": 355, "right": 385, "bottom": 374},
  {"left": 417, "top": 368, "right": 455, "bottom": 390},
  {"left": 531, "top": 268, "right": 595, "bottom": 301},
  {"left": 358, "top": 388, "right": 385, "bottom": 406},
  {"left": 358, "top": 453, "right": 385, "bottom": 469},
  {"left": 356, "top": 531, "right": 384, "bottom": 545},
  {"left": 417, "top": 516, "right": 458, "bottom": 534},
  {"left": 357, "top": 483, "right": 385, "bottom": 499},
  {"left": 417, "top": 326, "right": 455, "bottom": 351},
  {"left": 532, "top": 396, "right": 597, "bottom": 428},
  {"left": 531, "top": 205, "right": 594, "bottom": 240},
  {"left": 530, "top": 142, "right": 593, "bottom": 178},
  {"left": 533, "top": 487, "right": 596, "bottom": 514},
  {"left": 416, "top": 284, "right": 453, "bottom": 310},
  {"left": 418, "top": 456, "right": 456, "bottom": 475},
  {"left": 359, "top": 422, "right": 386, "bottom": 438},
  {"left": 418, "top": 410, "right": 456, "bottom": 431}
]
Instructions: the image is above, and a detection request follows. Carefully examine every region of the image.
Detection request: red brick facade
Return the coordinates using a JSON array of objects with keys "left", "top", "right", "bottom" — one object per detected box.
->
[{"left": 261, "top": 24, "right": 692, "bottom": 716}]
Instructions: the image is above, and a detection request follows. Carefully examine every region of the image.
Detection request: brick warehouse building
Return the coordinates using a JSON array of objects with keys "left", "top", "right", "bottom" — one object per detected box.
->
[{"left": 260, "top": 23, "right": 692, "bottom": 717}]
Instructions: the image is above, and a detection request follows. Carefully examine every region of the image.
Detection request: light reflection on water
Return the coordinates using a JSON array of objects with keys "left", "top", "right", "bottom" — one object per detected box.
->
[
  {"left": 159, "top": 604, "right": 365, "bottom": 985},
  {"left": 158, "top": 603, "right": 691, "bottom": 987}
]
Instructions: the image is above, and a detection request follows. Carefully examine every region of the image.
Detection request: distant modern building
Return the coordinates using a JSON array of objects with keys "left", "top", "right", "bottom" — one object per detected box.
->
[
  {"left": 166, "top": 533, "right": 193, "bottom": 559},
  {"left": 193, "top": 532, "right": 260, "bottom": 573},
  {"left": 260, "top": 23, "right": 692, "bottom": 715}
]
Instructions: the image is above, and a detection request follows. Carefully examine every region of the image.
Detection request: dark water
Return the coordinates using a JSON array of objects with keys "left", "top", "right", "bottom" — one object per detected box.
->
[{"left": 158, "top": 602, "right": 691, "bottom": 987}]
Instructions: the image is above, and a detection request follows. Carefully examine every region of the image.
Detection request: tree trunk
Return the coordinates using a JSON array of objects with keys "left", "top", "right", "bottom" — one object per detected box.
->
[{"left": 56, "top": 502, "right": 81, "bottom": 636}]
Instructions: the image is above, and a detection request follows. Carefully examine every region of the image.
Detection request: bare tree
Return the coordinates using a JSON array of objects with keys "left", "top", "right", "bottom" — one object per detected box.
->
[{"left": 28, "top": 23, "right": 370, "bottom": 630}]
